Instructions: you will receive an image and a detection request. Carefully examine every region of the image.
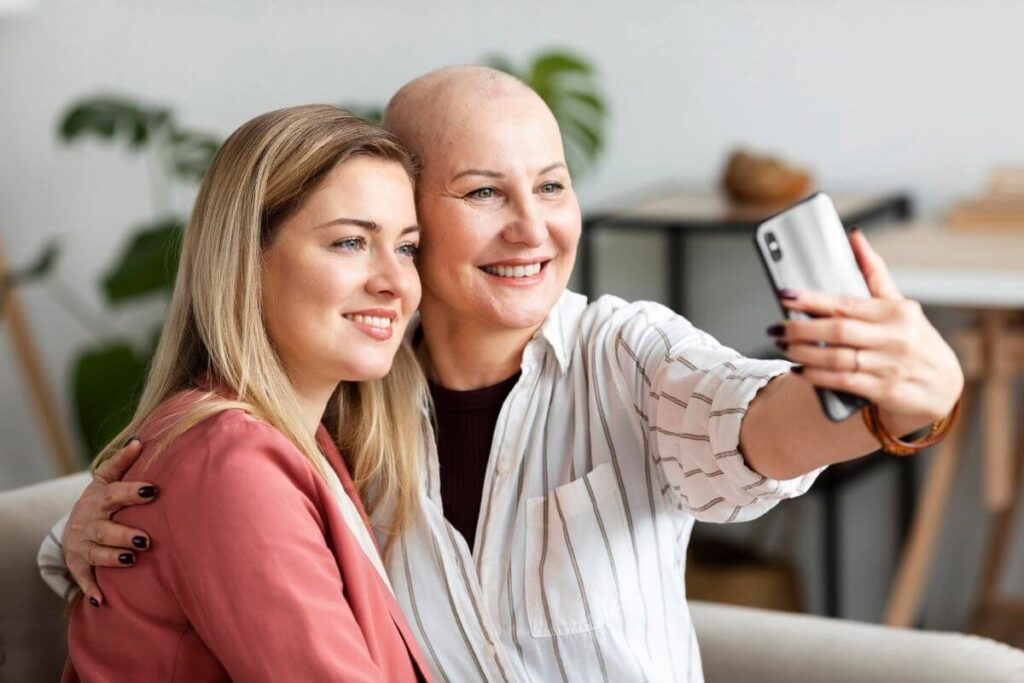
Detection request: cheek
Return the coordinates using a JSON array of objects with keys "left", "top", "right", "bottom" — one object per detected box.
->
[
  {"left": 421, "top": 223, "right": 483, "bottom": 281},
  {"left": 265, "top": 253, "right": 358, "bottom": 329},
  {"left": 554, "top": 203, "right": 582, "bottom": 252}
]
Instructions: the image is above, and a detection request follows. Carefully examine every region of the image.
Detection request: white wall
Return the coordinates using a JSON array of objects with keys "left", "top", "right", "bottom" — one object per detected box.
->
[{"left": 2, "top": 0, "right": 1022, "bottom": 631}]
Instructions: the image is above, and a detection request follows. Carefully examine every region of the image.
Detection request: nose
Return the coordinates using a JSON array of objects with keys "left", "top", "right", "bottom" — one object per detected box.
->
[
  {"left": 365, "top": 249, "right": 415, "bottom": 301},
  {"left": 501, "top": 192, "right": 547, "bottom": 248}
]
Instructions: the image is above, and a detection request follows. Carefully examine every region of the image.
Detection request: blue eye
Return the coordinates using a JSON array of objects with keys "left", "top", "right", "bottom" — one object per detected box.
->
[
  {"left": 540, "top": 182, "right": 564, "bottom": 194},
  {"left": 332, "top": 237, "right": 366, "bottom": 251},
  {"left": 467, "top": 187, "right": 496, "bottom": 200},
  {"left": 397, "top": 242, "right": 419, "bottom": 259}
]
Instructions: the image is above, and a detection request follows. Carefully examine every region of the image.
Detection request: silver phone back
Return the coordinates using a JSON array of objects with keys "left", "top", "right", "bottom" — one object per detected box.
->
[
  {"left": 756, "top": 193, "right": 869, "bottom": 301},
  {"left": 755, "top": 193, "right": 870, "bottom": 420}
]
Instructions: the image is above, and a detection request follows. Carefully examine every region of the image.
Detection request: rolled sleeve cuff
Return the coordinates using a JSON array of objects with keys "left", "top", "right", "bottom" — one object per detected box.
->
[{"left": 708, "top": 358, "right": 824, "bottom": 523}]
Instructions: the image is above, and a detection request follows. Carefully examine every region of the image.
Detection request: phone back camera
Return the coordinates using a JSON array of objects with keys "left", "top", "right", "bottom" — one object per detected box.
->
[{"left": 765, "top": 232, "right": 783, "bottom": 262}]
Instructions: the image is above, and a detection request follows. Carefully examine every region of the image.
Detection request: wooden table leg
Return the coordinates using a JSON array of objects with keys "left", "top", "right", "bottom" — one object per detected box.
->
[
  {"left": 970, "top": 432, "right": 1023, "bottom": 630},
  {"left": 883, "top": 383, "right": 974, "bottom": 627},
  {"left": 0, "top": 240, "right": 78, "bottom": 475},
  {"left": 982, "top": 310, "right": 1016, "bottom": 510}
]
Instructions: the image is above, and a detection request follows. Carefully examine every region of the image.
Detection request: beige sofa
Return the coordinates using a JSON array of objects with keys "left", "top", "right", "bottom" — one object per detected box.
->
[{"left": 2, "top": 474, "right": 1023, "bottom": 683}]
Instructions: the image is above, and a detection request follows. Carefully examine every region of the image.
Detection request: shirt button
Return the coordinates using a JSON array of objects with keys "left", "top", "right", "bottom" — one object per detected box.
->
[
  {"left": 496, "top": 458, "right": 511, "bottom": 475},
  {"left": 484, "top": 642, "right": 496, "bottom": 659}
]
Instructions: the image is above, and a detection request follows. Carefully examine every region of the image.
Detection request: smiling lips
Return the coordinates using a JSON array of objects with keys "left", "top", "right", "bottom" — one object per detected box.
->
[
  {"left": 480, "top": 259, "right": 549, "bottom": 281},
  {"left": 343, "top": 309, "right": 397, "bottom": 341}
]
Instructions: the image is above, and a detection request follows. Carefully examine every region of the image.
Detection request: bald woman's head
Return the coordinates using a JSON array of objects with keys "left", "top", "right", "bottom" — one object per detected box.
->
[
  {"left": 382, "top": 65, "right": 555, "bottom": 169},
  {"left": 379, "top": 65, "right": 579, "bottom": 337}
]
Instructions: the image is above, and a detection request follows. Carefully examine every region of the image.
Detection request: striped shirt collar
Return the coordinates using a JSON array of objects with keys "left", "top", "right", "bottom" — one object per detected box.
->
[{"left": 407, "top": 289, "right": 586, "bottom": 376}]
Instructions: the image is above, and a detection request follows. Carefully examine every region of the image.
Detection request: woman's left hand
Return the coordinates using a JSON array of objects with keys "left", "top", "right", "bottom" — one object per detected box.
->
[{"left": 770, "top": 229, "right": 964, "bottom": 428}]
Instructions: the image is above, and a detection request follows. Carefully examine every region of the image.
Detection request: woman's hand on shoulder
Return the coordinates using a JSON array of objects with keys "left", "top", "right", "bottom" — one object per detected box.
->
[{"left": 65, "top": 437, "right": 158, "bottom": 607}]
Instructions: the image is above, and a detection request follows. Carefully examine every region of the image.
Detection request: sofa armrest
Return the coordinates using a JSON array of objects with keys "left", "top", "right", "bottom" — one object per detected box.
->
[
  {"left": 0, "top": 472, "right": 90, "bottom": 681},
  {"left": 691, "top": 600, "right": 1024, "bottom": 683}
]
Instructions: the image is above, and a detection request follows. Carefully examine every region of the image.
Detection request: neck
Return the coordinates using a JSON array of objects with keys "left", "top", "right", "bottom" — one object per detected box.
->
[
  {"left": 419, "top": 307, "right": 536, "bottom": 391},
  {"left": 287, "top": 370, "right": 337, "bottom": 438}
]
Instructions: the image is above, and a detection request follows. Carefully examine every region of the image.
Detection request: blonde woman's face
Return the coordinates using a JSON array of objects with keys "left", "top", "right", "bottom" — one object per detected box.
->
[{"left": 261, "top": 157, "right": 421, "bottom": 386}]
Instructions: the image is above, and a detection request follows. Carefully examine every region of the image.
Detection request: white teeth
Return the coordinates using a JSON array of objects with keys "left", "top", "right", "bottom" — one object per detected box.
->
[
  {"left": 344, "top": 314, "right": 393, "bottom": 328},
  {"left": 483, "top": 262, "right": 543, "bottom": 278}
]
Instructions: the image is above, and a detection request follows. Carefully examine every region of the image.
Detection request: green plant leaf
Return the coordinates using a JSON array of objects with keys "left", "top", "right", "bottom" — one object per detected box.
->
[
  {"left": 0, "top": 241, "right": 61, "bottom": 319},
  {"left": 482, "top": 54, "right": 521, "bottom": 79},
  {"left": 561, "top": 117, "right": 603, "bottom": 157},
  {"left": 59, "top": 96, "right": 172, "bottom": 150},
  {"left": 563, "top": 89, "right": 607, "bottom": 116},
  {"left": 102, "top": 217, "right": 183, "bottom": 304},
  {"left": 531, "top": 51, "right": 593, "bottom": 83},
  {"left": 168, "top": 129, "right": 221, "bottom": 181},
  {"left": 342, "top": 105, "right": 385, "bottom": 123},
  {"left": 486, "top": 49, "right": 608, "bottom": 177},
  {"left": 71, "top": 341, "right": 149, "bottom": 456}
]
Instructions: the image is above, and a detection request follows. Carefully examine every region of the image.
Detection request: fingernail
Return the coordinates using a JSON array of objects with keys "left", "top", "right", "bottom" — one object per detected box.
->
[
  {"left": 118, "top": 552, "right": 134, "bottom": 565},
  {"left": 89, "top": 596, "right": 100, "bottom": 608},
  {"left": 766, "top": 324, "right": 785, "bottom": 337},
  {"left": 775, "top": 340, "right": 789, "bottom": 352},
  {"left": 791, "top": 365, "right": 805, "bottom": 374},
  {"left": 138, "top": 486, "right": 157, "bottom": 498},
  {"left": 132, "top": 536, "right": 148, "bottom": 550},
  {"left": 777, "top": 288, "right": 799, "bottom": 300},
  {"left": 850, "top": 225, "right": 862, "bottom": 234},
  {"left": 121, "top": 435, "right": 140, "bottom": 448}
]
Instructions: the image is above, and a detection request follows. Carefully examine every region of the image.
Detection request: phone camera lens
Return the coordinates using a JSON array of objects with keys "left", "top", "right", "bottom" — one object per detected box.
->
[{"left": 765, "top": 232, "right": 783, "bottom": 262}]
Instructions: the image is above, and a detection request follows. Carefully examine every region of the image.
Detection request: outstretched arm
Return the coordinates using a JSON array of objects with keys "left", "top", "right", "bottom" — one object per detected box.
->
[{"left": 740, "top": 229, "right": 964, "bottom": 480}]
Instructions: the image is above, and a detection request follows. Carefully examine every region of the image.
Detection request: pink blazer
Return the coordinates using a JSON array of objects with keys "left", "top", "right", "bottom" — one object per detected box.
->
[{"left": 64, "top": 395, "right": 430, "bottom": 682}]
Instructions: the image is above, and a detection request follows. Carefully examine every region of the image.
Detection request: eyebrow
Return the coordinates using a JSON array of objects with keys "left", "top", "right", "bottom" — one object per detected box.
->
[
  {"left": 311, "top": 217, "right": 421, "bottom": 235},
  {"left": 450, "top": 162, "right": 568, "bottom": 181}
]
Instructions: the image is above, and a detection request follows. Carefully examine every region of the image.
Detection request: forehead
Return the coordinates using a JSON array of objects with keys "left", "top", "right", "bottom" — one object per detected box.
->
[
  {"left": 300, "top": 157, "right": 416, "bottom": 221},
  {"left": 426, "top": 96, "right": 565, "bottom": 178}
]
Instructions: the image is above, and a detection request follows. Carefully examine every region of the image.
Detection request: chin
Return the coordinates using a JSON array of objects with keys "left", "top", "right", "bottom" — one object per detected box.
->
[
  {"left": 335, "top": 353, "right": 396, "bottom": 383},
  {"left": 486, "top": 296, "right": 557, "bottom": 330}
]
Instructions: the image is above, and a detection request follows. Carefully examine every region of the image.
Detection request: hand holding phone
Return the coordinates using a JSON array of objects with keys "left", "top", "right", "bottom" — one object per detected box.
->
[{"left": 754, "top": 192, "right": 870, "bottom": 421}]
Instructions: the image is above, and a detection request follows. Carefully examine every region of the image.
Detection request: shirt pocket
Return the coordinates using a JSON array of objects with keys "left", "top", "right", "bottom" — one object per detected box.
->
[{"left": 524, "top": 462, "right": 637, "bottom": 638}]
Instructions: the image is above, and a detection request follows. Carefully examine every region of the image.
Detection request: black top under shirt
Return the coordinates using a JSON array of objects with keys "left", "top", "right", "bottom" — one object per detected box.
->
[{"left": 429, "top": 372, "right": 520, "bottom": 551}]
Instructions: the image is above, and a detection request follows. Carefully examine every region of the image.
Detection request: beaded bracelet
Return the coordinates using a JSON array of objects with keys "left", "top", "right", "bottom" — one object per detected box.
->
[{"left": 861, "top": 398, "right": 961, "bottom": 456}]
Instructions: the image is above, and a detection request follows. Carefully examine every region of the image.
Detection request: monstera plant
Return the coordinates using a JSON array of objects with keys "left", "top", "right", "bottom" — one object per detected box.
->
[
  {"left": 56, "top": 97, "right": 218, "bottom": 456},
  {"left": 51, "top": 48, "right": 607, "bottom": 459}
]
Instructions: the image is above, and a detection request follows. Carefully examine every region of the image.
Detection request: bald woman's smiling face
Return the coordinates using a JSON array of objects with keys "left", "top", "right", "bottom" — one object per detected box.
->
[{"left": 394, "top": 72, "right": 582, "bottom": 335}]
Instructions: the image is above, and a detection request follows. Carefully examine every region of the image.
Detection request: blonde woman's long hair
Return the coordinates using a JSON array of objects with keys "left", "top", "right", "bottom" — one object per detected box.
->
[{"left": 94, "top": 104, "right": 427, "bottom": 548}]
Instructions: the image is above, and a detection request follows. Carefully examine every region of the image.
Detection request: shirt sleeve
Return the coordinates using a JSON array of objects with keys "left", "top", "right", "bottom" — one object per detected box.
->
[
  {"left": 158, "top": 417, "right": 387, "bottom": 682},
  {"left": 38, "top": 513, "right": 77, "bottom": 600},
  {"left": 604, "top": 298, "right": 823, "bottom": 523}
]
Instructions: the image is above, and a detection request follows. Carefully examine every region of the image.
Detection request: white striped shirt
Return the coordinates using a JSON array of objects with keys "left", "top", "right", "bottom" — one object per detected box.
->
[
  {"left": 40, "top": 291, "right": 822, "bottom": 682},
  {"left": 380, "top": 291, "right": 821, "bottom": 682}
]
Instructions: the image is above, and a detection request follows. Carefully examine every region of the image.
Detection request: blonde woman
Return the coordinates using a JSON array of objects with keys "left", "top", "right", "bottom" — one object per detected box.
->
[{"left": 60, "top": 105, "right": 430, "bottom": 682}]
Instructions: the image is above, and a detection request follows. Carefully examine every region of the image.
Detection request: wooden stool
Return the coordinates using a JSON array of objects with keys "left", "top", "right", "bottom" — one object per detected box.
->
[{"left": 883, "top": 311, "right": 1024, "bottom": 635}]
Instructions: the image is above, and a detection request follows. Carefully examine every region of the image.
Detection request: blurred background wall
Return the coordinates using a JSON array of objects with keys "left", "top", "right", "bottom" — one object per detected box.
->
[{"left": 2, "top": 0, "right": 1022, "bottom": 633}]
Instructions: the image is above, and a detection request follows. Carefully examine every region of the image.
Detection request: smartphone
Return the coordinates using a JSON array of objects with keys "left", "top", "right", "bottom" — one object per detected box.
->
[{"left": 754, "top": 192, "right": 870, "bottom": 422}]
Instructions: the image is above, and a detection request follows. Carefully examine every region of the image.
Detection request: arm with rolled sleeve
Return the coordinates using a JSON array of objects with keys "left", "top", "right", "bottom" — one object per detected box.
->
[
  {"left": 605, "top": 299, "right": 822, "bottom": 523},
  {"left": 159, "top": 418, "right": 386, "bottom": 682}
]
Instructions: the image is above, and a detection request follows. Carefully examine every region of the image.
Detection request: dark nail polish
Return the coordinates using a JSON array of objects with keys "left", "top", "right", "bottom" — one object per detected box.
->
[
  {"left": 766, "top": 324, "right": 785, "bottom": 337},
  {"left": 775, "top": 340, "right": 789, "bottom": 352},
  {"left": 132, "top": 536, "right": 148, "bottom": 550},
  {"left": 777, "top": 288, "right": 799, "bottom": 300},
  {"left": 121, "top": 435, "right": 140, "bottom": 448},
  {"left": 791, "top": 365, "right": 805, "bottom": 374},
  {"left": 118, "top": 552, "right": 134, "bottom": 565},
  {"left": 138, "top": 486, "right": 157, "bottom": 498},
  {"left": 89, "top": 596, "right": 100, "bottom": 608}
]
